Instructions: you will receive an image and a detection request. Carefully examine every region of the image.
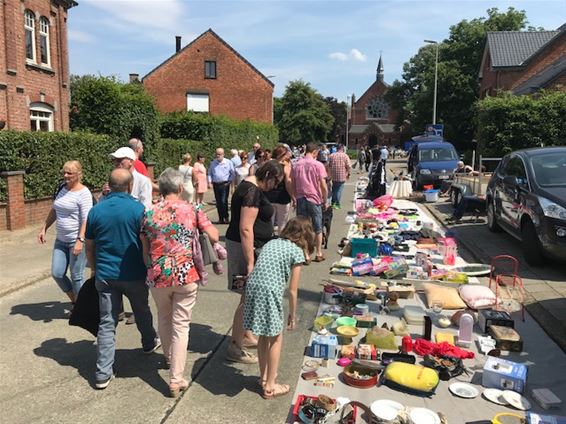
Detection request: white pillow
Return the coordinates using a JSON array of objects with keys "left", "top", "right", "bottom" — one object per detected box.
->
[{"left": 458, "top": 285, "right": 498, "bottom": 309}]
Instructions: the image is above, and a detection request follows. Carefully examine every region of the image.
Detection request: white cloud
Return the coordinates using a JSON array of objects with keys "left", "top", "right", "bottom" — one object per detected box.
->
[
  {"left": 68, "top": 29, "right": 94, "bottom": 43},
  {"left": 329, "top": 48, "right": 367, "bottom": 62}
]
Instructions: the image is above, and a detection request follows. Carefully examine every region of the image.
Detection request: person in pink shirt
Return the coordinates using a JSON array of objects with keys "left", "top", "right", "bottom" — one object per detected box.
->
[{"left": 291, "top": 142, "right": 328, "bottom": 263}]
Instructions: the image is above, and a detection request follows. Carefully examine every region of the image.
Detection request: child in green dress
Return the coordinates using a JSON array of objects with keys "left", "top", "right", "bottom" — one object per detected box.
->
[{"left": 243, "top": 217, "right": 315, "bottom": 399}]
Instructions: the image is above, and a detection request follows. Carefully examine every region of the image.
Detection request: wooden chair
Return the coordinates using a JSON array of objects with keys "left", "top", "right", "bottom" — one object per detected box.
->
[{"left": 488, "top": 255, "right": 525, "bottom": 321}]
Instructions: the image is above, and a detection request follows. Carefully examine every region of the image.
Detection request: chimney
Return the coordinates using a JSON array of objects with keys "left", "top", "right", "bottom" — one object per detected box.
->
[
  {"left": 129, "top": 73, "right": 139, "bottom": 83},
  {"left": 175, "top": 36, "right": 182, "bottom": 53}
]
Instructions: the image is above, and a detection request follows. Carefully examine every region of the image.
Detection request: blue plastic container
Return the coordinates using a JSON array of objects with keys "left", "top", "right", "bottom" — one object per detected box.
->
[{"left": 350, "top": 238, "right": 378, "bottom": 257}]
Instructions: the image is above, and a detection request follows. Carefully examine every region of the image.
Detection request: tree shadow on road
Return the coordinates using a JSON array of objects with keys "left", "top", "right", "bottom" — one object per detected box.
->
[
  {"left": 33, "top": 337, "right": 169, "bottom": 395},
  {"left": 10, "top": 301, "right": 70, "bottom": 323}
]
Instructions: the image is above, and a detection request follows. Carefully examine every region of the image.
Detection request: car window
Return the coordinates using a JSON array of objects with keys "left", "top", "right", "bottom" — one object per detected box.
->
[
  {"left": 418, "top": 147, "right": 457, "bottom": 161},
  {"left": 530, "top": 152, "right": 566, "bottom": 187},
  {"left": 504, "top": 156, "right": 528, "bottom": 186}
]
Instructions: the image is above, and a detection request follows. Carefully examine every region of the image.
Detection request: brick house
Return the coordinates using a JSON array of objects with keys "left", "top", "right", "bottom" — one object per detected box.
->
[
  {"left": 348, "top": 55, "right": 402, "bottom": 148},
  {"left": 479, "top": 25, "right": 566, "bottom": 98},
  {"left": 0, "top": 0, "right": 76, "bottom": 132},
  {"left": 143, "top": 29, "right": 274, "bottom": 124}
]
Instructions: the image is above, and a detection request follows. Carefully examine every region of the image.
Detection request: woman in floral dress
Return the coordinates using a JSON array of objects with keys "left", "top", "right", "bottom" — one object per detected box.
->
[{"left": 141, "top": 168, "right": 219, "bottom": 398}]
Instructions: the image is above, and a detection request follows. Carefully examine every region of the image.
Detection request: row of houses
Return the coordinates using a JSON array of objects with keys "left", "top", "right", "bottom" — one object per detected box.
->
[{"left": 0, "top": 0, "right": 564, "bottom": 141}]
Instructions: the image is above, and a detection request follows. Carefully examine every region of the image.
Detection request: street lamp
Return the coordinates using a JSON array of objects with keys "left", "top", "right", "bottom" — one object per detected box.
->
[
  {"left": 345, "top": 95, "right": 351, "bottom": 149},
  {"left": 424, "top": 39, "right": 439, "bottom": 125}
]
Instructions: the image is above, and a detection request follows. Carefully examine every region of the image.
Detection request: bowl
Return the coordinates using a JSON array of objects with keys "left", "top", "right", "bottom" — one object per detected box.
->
[
  {"left": 342, "top": 364, "right": 378, "bottom": 388},
  {"left": 314, "top": 315, "right": 334, "bottom": 331},
  {"left": 336, "top": 326, "right": 360, "bottom": 338},
  {"left": 335, "top": 316, "right": 357, "bottom": 327}
]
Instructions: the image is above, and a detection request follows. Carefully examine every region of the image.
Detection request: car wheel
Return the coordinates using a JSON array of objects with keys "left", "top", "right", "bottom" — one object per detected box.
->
[
  {"left": 487, "top": 200, "right": 501, "bottom": 232},
  {"left": 521, "top": 219, "right": 546, "bottom": 266}
]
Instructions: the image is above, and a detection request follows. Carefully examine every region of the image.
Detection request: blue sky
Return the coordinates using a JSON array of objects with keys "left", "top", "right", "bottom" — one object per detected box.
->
[{"left": 68, "top": 0, "right": 565, "bottom": 101}]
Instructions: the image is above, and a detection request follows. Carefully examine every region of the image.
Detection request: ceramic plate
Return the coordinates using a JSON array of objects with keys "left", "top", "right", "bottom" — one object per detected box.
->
[
  {"left": 449, "top": 382, "right": 480, "bottom": 399},
  {"left": 483, "top": 388, "right": 508, "bottom": 405},
  {"left": 410, "top": 408, "right": 441, "bottom": 424},
  {"left": 370, "top": 399, "right": 403, "bottom": 421},
  {"left": 502, "top": 390, "right": 531, "bottom": 410}
]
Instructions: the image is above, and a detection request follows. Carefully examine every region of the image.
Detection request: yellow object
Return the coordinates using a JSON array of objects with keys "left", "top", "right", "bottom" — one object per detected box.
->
[
  {"left": 435, "top": 332, "right": 455, "bottom": 345},
  {"left": 491, "top": 412, "right": 525, "bottom": 424},
  {"left": 314, "top": 315, "right": 334, "bottom": 331},
  {"left": 440, "top": 272, "right": 469, "bottom": 283},
  {"left": 423, "top": 283, "right": 467, "bottom": 309},
  {"left": 383, "top": 362, "right": 439, "bottom": 394},
  {"left": 336, "top": 326, "right": 360, "bottom": 337}
]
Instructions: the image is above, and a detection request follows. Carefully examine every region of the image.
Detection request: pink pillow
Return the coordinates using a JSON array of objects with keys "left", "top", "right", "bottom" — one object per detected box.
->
[{"left": 458, "top": 285, "right": 498, "bottom": 309}]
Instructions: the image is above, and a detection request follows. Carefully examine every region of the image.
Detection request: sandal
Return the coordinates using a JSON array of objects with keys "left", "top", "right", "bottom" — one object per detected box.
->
[
  {"left": 169, "top": 380, "right": 189, "bottom": 398},
  {"left": 304, "top": 258, "right": 312, "bottom": 266},
  {"left": 262, "top": 383, "right": 290, "bottom": 400},
  {"left": 242, "top": 339, "right": 258, "bottom": 349},
  {"left": 314, "top": 255, "right": 326, "bottom": 262}
]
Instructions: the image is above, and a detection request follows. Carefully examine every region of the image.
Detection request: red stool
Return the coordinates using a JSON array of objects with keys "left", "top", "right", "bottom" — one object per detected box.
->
[{"left": 488, "top": 255, "right": 525, "bottom": 321}]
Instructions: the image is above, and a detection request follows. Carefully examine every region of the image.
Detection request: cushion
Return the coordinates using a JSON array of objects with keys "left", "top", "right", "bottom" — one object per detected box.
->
[
  {"left": 423, "top": 283, "right": 466, "bottom": 310},
  {"left": 458, "top": 284, "right": 499, "bottom": 309},
  {"left": 383, "top": 362, "right": 439, "bottom": 395}
]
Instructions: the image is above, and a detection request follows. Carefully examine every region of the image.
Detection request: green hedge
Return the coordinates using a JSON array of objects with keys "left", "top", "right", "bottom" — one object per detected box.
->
[
  {"left": 160, "top": 111, "right": 278, "bottom": 151},
  {"left": 477, "top": 90, "right": 566, "bottom": 156},
  {"left": 0, "top": 131, "right": 121, "bottom": 201}
]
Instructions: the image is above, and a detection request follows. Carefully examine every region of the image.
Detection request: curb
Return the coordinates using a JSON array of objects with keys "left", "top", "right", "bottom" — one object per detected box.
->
[{"left": 422, "top": 202, "right": 566, "bottom": 353}]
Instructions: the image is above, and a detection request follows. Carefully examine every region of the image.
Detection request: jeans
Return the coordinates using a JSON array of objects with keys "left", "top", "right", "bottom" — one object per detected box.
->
[
  {"left": 95, "top": 279, "right": 157, "bottom": 381},
  {"left": 150, "top": 283, "right": 198, "bottom": 385},
  {"left": 213, "top": 182, "right": 230, "bottom": 221},
  {"left": 51, "top": 239, "right": 87, "bottom": 295},
  {"left": 296, "top": 197, "right": 323, "bottom": 234},
  {"left": 331, "top": 181, "right": 345, "bottom": 206}
]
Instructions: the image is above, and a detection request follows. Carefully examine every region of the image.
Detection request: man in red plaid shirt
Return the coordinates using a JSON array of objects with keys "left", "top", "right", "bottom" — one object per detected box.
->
[{"left": 328, "top": 144, "right": 351, "bottom": 209}]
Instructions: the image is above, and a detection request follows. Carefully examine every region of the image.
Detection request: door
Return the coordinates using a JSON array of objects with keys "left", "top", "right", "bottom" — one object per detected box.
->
[
  {"left": 500, "top": 156, "right": 528, "bottom": 230},
  {"left": 368, "top": 134, "right": 378, "bottom": 148}
]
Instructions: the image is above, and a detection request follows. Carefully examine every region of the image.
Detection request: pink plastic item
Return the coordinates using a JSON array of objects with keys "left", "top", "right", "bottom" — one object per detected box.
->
[
  {"left": 373, "top": 194, "right": 394, "bottom": 211},
  {"left": 337, "top": 357, "right": 352, "bottom": 367}
]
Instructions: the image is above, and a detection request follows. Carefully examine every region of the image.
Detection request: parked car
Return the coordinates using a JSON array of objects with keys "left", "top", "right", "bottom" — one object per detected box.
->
[
  {"left": 486, "top": 147, "right": 566, "bottom": 265},
  {"left": 407, "top": 141, "right": 460, "bottom": 189}
]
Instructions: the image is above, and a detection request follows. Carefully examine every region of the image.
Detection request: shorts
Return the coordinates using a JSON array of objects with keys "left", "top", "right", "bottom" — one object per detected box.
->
[
  {"left": 226, "top": 239, "right": 247, "bottom": 291},
  {"left": 296, "top": 197, "right": 323, "bottom": 234}
]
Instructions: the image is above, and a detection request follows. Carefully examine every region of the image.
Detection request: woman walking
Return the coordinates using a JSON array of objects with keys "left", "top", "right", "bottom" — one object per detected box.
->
[
  {"left": 178, "top": 153, "right": 194, "bottom": 203},
  {"left": 192, "top": 153, "right": 208, "bottom": 205},
  {"left": 141, "top": 168, "right": 219, "bottom": 397},
  {"left": 266, "top": 145, "right": 294, "bottom": 235},
  {"left": 249, "top": 149, "right": 266, "bottom": 176},
  {"left": 38, "top": 160, "right": 93, "bottom": 309},
  {"left": 225, "top": 160, "right": 284, "bottom": 364},
  {"left": 234, "top": 152, "right": 251, "bottom": 187},
  {"left": 244, "top": 217, "right": 314, "bottom": 399}
]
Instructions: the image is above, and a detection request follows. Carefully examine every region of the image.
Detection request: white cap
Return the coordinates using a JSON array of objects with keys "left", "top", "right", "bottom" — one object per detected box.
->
[{"left": 110, "top": 147, "right": 136, "bottom": 160}]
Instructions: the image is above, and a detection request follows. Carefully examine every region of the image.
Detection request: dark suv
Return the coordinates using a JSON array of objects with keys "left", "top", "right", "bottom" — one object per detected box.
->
[{"left": 486, "top": 147, "right": 566, "bottom": 265}]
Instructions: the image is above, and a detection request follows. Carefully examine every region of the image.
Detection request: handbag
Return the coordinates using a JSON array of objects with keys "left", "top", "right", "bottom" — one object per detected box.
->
[{"left": 194, "top": 206, "right": 218, "bottom": 266}]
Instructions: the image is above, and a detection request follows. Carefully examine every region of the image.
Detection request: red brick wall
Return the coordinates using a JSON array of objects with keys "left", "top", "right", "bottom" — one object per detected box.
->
[
  {"left": 351, "top": 80, "right": 398, "bottom": 126},
  {"left": 0, "top": 0, "right": 71, "bottom": 131},
  {"left": 143, "top": 31, "right": 273, "bottom": 124}
]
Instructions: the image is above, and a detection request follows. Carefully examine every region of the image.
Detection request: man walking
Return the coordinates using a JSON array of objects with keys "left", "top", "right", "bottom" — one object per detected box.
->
[
  {"left": 248, "top": 141, "right": 261, "bottom": 165},
  {"left": 85, "top": 169, "right": 159, "bottom": 390},
  {"left": 380, "top": 144, "right": 389, "bottom": 167},
  {"left": 292, "top": 142, "right": 328, "bottom": 263},
  {"left": 208, "top": 148, "right": 235, "bottom": 224},
  {"left": 328, "top": 144, "right": 351, "bottom": 209}
]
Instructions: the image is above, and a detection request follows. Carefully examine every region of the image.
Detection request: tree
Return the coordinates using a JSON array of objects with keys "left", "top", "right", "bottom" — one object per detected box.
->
[
  {"left": 385, "top": 7, "right": 529, "bottom": 150},
  {"left": 323, "top": 97, "right": 347, "bottom": 143},
  {"left": 276, "top": 80, "right": 334, "bottom": 145}
]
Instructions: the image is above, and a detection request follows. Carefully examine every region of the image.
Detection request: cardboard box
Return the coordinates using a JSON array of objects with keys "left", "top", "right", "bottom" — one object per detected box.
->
[
  {"left": 478, "top": 309, "right": 514, "bottom": 333},
  {"left": 482, "top": 356, "right": 527, "bottom": 393},
  {"left": 489, "top": 325, "right": 523, "bottom": 352},
  {"left": 310, "top": 335, "right": 338, "bottom": 359}
]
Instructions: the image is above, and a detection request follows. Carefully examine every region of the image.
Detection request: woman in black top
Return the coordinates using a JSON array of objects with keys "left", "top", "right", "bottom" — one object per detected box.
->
[
  {"left": 265, "top": 145, "right": 295, "bottom": 235},
  {"left": 225, "top": 160, "right": 284, "bottom": 364}
]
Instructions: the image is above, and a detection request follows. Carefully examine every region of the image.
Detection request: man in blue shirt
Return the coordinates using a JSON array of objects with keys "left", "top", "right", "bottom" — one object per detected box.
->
[
  {"left": 85, "top": 169, "right": 159, "bottom": 390},
  {"left": 208, "top": 148, "right": 235, "bottom": 224}
]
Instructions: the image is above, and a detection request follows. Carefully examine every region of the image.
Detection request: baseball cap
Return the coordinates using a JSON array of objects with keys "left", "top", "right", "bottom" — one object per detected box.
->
[{"left": 110, "top": 147, "right": 136, "bottom": 160}]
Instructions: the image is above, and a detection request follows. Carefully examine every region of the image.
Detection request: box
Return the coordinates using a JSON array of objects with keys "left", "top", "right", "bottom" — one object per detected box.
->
[
  {"left": 526, "top": 412, "right": 566, "bottom": 424},
  {"left": 355, "top": 315, "right": 376, "bottom": 328},
  {"left": 356, "top": 344, "right": 377, "bottom": 360},
  {"left": 482, "top": 356, "right": 527, "bottom": 393},
  {"left": 489, "top": 325, "right": 523, "bottom": 352},
  {"left": 351, "top": 238, "right": 378, "bottom": 257},
  {"left": 531, "top": 388, "right": 562, "bottom": 410},
  {"left": 310, "top": 335, "right": 338, "bottom": 359},
  {"left": 478, "top": 309, "right": 514, "bottom": 334}
]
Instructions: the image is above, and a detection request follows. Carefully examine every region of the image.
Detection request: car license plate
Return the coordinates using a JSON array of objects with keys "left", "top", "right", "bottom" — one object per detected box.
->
[{"left": 438, "top": 175, "right": 449, "bottom": 180}]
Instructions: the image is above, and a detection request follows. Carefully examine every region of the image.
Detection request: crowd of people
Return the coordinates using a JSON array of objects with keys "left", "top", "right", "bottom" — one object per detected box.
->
[{"left": 37, "top": 138, "right": 353, "bottom": 399}]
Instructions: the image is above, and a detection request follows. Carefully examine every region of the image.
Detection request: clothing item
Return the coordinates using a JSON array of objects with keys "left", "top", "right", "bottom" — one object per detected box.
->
[
  {"left": 85, "top": 192, "right": 147, "bottom": 282},
  {"left": 231, "top": 155, "right": 242, "bottom": 168},
  {"left": 366, "top": 159, "right": 387, "bottom": 200},
  {"left": 328, "top": 151, "right": 351, "bottom": 182},
  {"left": 331, "top": 181, "right": 346, "bottom": 206},
  {"left": 265, "top": 179, "right": 292, "bottom": 205},
  {"left": 131, "top": 170, "right": 153, "bottom": 209},
  {"left": 292, "top": 156, "right": 327, "bottom": 205},
  {"left": 178, "top": 165, "right": 194, "bottom": 203},
  {"left": 192, "top": 162, "right": 208, "bottom": 194},
  {"left": 208, "top": 158, "right": 235, "bottom": 184},
  {"left": 95, "top": 278, "right": 157, "bottom": 381},
  {"left": 212, "top": 182, "right": 230, "bottom": 221},
  {"left": 272, "top": 202, "right": 291, "bottom": 233},
  {"left": 53, "top": 186, "right": 93, "bottom": 243},
  {"left": 143, "top": 199, "right": 213, "bottom": 288},
  {"left": 225, "top": 181, "right": 274, "bottom": 247},
  {"left": 380, "top": 148, "right": 389, "bottom": 161},
  {"left": 150, "top": 282, "right": 198, "bottom": 385},
  {"left": 243, "top": 238, "right": 305, "bottom": 337},
  {"left": 133, "top": 159, "right": 149, "bottom": 177},
  {"left": 296, "top": 197, "right": 323, "bottom": 234},
  {"left": 51, "top": 238, "right": 87, "bottom": 295},
  {"left": 235, "top": 164, "right": 251, "bottom": 186},
  {"left": 225, "top": 239, "right": 247, "bottom": 290}
]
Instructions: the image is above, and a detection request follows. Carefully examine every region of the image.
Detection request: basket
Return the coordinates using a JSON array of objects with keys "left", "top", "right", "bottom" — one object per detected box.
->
[{"left": 351, "top": 238, "right": 378, "bottom": 257}]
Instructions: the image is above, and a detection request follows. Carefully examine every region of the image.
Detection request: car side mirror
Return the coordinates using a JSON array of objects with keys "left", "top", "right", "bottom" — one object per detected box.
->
[{"left": 503, "top": 175, "right": 518, "bottom": 186}]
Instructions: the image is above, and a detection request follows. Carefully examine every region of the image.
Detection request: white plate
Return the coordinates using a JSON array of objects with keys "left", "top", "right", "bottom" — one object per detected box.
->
[
  {"left": 502, "top": 390, "right": 532, "bottom": 410},
  {"left": 370, "top": 399, "right": 404, "bottom": 421},
  {"left": 449, "top": 382, "right": 480, "bottom": 399},
  {"left": 410, "top": 407, "right": 441, "bottom": 424},
  {"left": 483, "top": 388, "right": 508, "bottom": 405}
]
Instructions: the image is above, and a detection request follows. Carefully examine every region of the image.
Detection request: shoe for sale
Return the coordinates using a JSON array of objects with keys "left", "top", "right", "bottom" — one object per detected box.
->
[
  {"left": 143, "top": 338, "right": 161, "bottom": 354},
  {"left": 95, "top": 374, "right": 115, "bottom": 390},
  {"left": 226, "top": 344, "right": 258, "bottom": 364}
]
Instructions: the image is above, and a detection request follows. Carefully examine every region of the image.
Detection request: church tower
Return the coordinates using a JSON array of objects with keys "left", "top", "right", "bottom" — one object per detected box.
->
[{"left": 376, "top": 53, "right": 384, "bottom": 82}]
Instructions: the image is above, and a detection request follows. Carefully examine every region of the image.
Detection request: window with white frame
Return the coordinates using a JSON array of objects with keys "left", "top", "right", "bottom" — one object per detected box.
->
[
  {"left": 39, "top": 17, "right": 50, "bottom": 66},
  {"left": 30, "top": 103, "right": 54, "bottom": 132},
  {"left": 24, "top": 10, "right": 36, "bottom": 62},
  {"left": 186, "top": 93, "right": 209, "bottom": 112}
]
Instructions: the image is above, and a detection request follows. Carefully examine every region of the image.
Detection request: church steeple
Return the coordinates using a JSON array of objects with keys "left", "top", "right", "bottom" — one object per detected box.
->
[{"left": 376, "top": 53, "right": 384, "bottom": 82}]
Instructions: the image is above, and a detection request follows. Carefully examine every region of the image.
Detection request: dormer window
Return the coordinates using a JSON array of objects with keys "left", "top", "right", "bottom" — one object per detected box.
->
[
  {"left": 205, "top": 60, "right": 216, "bottom": 79},
  {"left": 39, "top": 17, "right": 50, "bottom": 66},
  {"left": 24, "top": 10, "right": 36, "bottom": 62}
]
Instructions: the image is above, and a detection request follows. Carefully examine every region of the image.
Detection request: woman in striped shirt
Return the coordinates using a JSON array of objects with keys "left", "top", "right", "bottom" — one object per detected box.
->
[{"left": 38, "top": 161, "right": 93, "bottom": 308}]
